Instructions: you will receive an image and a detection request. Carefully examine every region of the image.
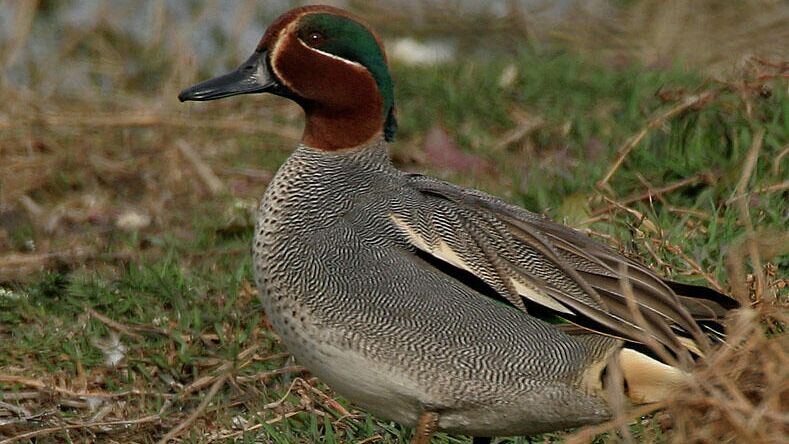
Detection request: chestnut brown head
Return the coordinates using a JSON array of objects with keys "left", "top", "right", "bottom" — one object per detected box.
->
[{"left": 179, "top": 5, "right": 396, "bottom": 151}]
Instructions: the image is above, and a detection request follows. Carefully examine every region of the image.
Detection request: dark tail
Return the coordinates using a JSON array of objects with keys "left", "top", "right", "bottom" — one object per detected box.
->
[{"left": 663, "top": 279, "right": 739, "bottom": 341}]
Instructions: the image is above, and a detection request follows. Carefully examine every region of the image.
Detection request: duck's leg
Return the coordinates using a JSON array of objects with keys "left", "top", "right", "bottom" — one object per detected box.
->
[
  {"left": 472, "top": 438, "right": 491, "bottom": 444},
  {"left": 411, "top": 411, "right": 439, "bottom": 444}
]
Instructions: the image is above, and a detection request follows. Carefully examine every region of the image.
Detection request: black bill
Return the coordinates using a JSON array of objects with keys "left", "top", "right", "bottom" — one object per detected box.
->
[{"left": 178, "top": 50, "right": 277, "bottom": 102}]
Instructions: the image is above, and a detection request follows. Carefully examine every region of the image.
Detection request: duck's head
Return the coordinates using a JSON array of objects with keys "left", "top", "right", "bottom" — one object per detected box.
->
[{"left": 178, "top": 5, "right": 396, "bottom": 151}]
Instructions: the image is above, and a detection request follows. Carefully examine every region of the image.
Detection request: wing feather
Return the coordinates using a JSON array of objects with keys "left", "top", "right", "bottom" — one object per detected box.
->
[{"left": 396, "top": 174, "right": 737, "bottom": 363}]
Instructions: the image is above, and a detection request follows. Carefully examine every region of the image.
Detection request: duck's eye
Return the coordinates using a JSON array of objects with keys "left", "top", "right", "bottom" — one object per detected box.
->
[{"left": 306, "top": 31, "right": 324, "bottom": 46}]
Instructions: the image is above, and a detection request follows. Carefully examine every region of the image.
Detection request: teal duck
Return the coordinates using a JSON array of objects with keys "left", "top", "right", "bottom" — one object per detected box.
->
[{"left": 179, "top": 5, "right": 737, "bottom": 443}]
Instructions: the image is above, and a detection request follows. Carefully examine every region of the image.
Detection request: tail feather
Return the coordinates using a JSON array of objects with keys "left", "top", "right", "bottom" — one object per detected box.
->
[
  {"left": 664, "top": 279, "right": 739, "bottom": 335},
  {"left": 664, "top": 280, "right": 740, "bottom": 318},
  {"left": 617, "top": 348, "right": 690, "bottom": 404},
  {"left": 570, "top": 330, "right": 691, "bottom": 405}
]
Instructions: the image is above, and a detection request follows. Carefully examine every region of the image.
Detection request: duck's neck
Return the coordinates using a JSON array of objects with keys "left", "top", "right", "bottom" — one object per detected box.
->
[
  {"left": 261, "top": 137, "right": 392, "bottom": 224},
  {"left": 301, "top": 98, "right": 384, "bottom": 151}
]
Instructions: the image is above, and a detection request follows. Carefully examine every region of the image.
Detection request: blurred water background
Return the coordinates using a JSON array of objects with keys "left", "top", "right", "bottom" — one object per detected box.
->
[{"left": 2, "top": 0, "right": 787, "bottom": 97}]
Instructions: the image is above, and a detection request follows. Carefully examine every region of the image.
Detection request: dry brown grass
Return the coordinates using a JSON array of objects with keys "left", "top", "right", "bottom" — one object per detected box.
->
[
  {"left": 563, "top": 65, "right": 789, "bottom": 442},
  {"left": 564, "top": 258, "right": 788, "bottom": 444},
  {"left": 667, "top": 304, "right": 788, "bottom": 443}
]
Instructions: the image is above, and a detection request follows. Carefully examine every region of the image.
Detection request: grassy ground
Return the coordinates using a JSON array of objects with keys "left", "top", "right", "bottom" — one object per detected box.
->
[{"left": 1, "top": 3, "right": 788, "bottom": 444}]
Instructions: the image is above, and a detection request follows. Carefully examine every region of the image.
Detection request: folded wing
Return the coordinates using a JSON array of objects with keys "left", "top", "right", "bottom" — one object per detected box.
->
[{"left": 392, "top": 174, "right": 737, "bottom": 365}]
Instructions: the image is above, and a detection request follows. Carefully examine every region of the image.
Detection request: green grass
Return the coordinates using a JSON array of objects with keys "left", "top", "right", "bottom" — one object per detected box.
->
[{"left": 1, "top": 45, "right": 786, "bottom": 443}]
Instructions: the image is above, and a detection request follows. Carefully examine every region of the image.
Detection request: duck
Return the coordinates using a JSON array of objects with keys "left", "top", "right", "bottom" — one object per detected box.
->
[{"left": 178, "top": 5, "right": 738, "bottom": 444}]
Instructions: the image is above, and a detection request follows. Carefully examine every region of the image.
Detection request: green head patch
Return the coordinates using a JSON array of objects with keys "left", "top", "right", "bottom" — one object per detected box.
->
[{"left": 297, "top": 13, "right": 397, "bottom": 141}]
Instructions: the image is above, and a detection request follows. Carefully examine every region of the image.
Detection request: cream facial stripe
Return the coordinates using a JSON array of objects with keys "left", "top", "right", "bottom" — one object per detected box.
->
[
  {"left": 269, "top": 18, "right": 302, "bottom": 93},
  {"left": 297, "top": 40, "right": 366, "bottom": 69}
]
